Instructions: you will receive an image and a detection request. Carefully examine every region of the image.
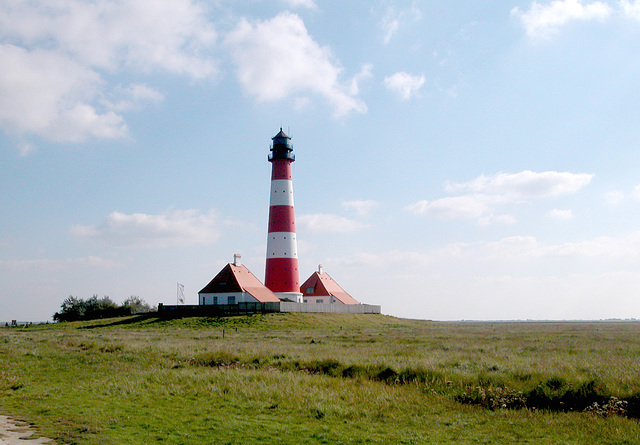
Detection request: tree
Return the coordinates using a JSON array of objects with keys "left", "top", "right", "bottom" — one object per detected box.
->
[
  {"left": 53, "top": 295, "right": 154, "bottom": 322},
  {"left": 53, "top": 295, "right": 87, "bottom": 322},
  {"left": 122, "top": 296, "right": 153, "bottom": 314},
  {"left": 84, "top": 295, "right": 121, "bottom": 319}
]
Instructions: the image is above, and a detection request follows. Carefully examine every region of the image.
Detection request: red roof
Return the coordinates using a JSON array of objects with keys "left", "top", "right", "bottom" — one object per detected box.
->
[
  {"left": 300, "top": 271, "right": 359, "bottom": 305},
  {"left": 199, "top": 263, "right": 281, "bottom": 303}
]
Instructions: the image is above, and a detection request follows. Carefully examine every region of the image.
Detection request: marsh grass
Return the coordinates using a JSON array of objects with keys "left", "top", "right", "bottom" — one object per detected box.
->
[{"left": 1, "top": 314, "right": 640, "bottom": 444}]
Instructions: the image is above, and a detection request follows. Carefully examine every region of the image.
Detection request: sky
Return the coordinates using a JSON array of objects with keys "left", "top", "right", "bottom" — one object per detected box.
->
[{"left": 2, "top": 0, "right": 640, "bottom": 322}]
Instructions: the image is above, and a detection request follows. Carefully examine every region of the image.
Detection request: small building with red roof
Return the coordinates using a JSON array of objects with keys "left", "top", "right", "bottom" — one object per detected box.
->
[
  {"left": 300, "top": 265, "right": 359, "bottom": 305},
  {"left": 198, "top": 255, "right": 281, "bottom": 305}
]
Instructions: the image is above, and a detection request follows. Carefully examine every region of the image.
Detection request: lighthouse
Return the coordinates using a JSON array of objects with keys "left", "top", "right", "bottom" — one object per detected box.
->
[{"left": 265, "top": 129, "right": 303, "bottom": 302}]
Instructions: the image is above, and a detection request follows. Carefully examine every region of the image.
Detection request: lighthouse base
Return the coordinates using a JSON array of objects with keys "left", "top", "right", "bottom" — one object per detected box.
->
[{"left": 274, "top": 292, "right": 303, "bottom": 303}]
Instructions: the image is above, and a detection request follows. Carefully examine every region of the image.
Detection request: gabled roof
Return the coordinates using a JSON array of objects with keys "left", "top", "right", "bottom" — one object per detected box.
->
[
  {"left": 199, "top": 263, "right": 281, "bottom": 303},
  {"left": 300, "top": 271, "right": 359, "bottom": 305}
]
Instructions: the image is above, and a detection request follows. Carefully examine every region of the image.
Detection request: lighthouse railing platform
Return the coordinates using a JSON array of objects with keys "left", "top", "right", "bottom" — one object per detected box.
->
[{"left": 268, "top": 152, "right": 295, "bottom": 161}]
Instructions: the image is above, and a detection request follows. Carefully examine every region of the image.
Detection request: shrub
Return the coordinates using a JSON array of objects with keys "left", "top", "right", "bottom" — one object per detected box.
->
[
  {"left": 341, "top": 364, "right": 367, "bottom": 379},
  {"left": 372, "top": 366, "right": 398, "bottom": 383},
  {"left": 122, "top": 296, "right": 154, "bottom": 314},
  {"left": 456, "top": 386, "right": 527, "bottom": 410},
  {"left": 53, "top": 295, "right": 153, "bottom": 322},
  {"left": 188, "top": 351, "right": 240, "bottom": 367},
  {"left": 304, "top": 358, "right": 343, "bottom": 376}
]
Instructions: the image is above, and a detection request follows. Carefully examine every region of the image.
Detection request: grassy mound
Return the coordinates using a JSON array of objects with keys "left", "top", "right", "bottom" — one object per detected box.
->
[{"left": 2, "top": 314, "right": 640, "bottom": 444}]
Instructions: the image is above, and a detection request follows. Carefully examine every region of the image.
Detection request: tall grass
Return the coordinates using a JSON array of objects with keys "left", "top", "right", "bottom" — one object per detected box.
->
[{"left": 1, "top": 314, "right": 640, "bottom": 444}]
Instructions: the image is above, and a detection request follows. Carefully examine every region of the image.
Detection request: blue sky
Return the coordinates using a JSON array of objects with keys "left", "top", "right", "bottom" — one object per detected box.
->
[{"left": 3, "top": 0, "right": 640, "bottom": 321}]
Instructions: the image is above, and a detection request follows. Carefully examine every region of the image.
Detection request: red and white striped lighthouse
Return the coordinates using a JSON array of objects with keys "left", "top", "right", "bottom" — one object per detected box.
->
[{"left": 265, "top": 129, "right": 302, "bottom": 302}]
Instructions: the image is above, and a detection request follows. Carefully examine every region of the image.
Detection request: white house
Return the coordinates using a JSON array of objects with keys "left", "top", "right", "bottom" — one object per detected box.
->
[
  {"left": 300, "top": 265, "right": 359, "bottom": 305},
  {"left": 198, "top": 255, "right": 281, "bottom": 305}
]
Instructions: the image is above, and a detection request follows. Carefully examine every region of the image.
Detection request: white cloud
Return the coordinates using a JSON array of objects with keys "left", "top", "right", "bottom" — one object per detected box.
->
[
  {"left": 381, "top": 17, "right": 400, "bottom": 45},
  {"left": 621, "top": 0, "right": 640, "bottom": 19},
  {"left": 297, "top": 213, "right": 368, "bottom": 233},
  {"left": 0, "top": 44, "right": 127, "bottom": 142},
  {"left": 349, "top": 64, "right": 373, "bottom": 96},
  {"left": 0, "top": 0, "right": 217, "bottom": 76},
  {"left": 106, "top": 83, "right": 164, "bottom": 112},
  {"left": 433, "top": 233, "right": 640, "bottom": 261},
  {"left": 0, "top": 0, "right": 217, "bottom": 145},
  {"left": 332, "top": 232, "right": 640, "bottom": 273},
  {"left": 0, "top": 256, "right": 120, "bottom": 272},
  {"left": 446, "top": 171, "right": 593, "bottom": 198},
  {"left": 384, "top": 72, "right": 425, "bottom": 100},
  {"left": 406, "top": 194, "right": 509, "bottom": 220},
  {"left": 475, "top": 233, "right": 640, "bottom": 260},
  {"left": 378, "top": 3, "right": 422, "bottom": 45},
  {"left": 547, "top": 208, "right": 575, "bottom": 220},
  {"left": 605, "top": 191, "right": 625, "bottom": 205},
  {"left": 17, "top": 142, "right": 35, "bottom": 156},
  {"left": 281, "top": 0, "right": 317, "bottom": 9},
  {"left": 601, "top": 185, "right": 640, "bottom": 204},
  {"left": 512, "top": 0, "right": 613, "bottom": 40},
  {"left": 342, "top": 200, "right": 379, "bottom": 217},
  {"left": 329, "top": 250, "right": 434, "bottom": 269},
  {"left": 408, "top": 171, "right": 592, "bottom": 223},
  {"left": 71, "top": 209, "right": 220, "bottom": 248},
  {"left": 481, "top": 214, "right": 518, "bottom": 225},
  {"left": 225, "top": 12, "right": 367, "bottom": 117}
]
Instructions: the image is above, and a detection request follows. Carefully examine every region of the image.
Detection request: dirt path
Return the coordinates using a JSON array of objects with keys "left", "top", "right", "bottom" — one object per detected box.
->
[{"left": 0, "top": 416, "right": 56, "bottom": 444}]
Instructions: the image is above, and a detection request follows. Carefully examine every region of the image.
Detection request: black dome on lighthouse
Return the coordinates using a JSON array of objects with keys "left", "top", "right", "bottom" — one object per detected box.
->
[
  {"left": 269, "top": 128, "right": 294, "bottom": 161},
  {"left": 273, "top": 128, "right": 289, "bottom": 140}
]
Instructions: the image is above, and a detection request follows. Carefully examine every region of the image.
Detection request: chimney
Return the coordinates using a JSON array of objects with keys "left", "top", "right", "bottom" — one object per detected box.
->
[
  {"left": 318, "top": 264, "right": 323, "bottom": 274},
  {"left": 233, "top": 254, "right": 242, "bottom": 266}
]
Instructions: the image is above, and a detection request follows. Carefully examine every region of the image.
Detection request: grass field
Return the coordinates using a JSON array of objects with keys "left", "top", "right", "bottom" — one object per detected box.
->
[{"left": 1, "top": 313, "right": 639, "bottom": 444}]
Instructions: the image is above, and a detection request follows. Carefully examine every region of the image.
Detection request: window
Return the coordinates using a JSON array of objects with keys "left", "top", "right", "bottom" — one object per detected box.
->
[
  {"left": 306, "top": 287, "right": 314, "bottom": 294},
  {"left": 213, "top": 296, "right": 218, "bottom": 305},
  {"left": 228, "top": 296, "right": 236, "bottom": 305},
  {"left": 317, "top": 299, "right": 324, "bottom": 304}
]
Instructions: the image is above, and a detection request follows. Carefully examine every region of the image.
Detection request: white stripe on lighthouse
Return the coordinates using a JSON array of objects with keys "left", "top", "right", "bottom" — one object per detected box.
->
[
  {"left": 266, "top": 232, "right": 298, "bottom": 258},
  {"left": 269, "top": 179, "right": 294, "bottom": 206}
]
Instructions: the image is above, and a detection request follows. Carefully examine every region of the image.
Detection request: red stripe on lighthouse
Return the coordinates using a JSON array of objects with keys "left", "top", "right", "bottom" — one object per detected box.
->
[
  {"left": 268, "top": 206, "right": 296, "bottom": 232},
  {"left": 271, "top": 159, "right": 292, "bottom": 180},
  {"left": 265, "top": 258, "right": 300, "bottom": 292}
]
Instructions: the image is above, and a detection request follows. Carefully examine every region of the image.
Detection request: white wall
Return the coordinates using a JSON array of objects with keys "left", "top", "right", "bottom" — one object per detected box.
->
[
  {"left": 199, "top": 292, "right": 258, "bottom": 305},
  {"left": 303, "top": 296, "right": 342, "bottom": 304}
]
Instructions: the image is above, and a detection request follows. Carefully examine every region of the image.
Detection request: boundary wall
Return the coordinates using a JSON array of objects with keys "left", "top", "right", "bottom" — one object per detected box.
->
[
  {"left": 158, "top": 302, "right": 381, "bottom": 316},
  {"left": 279, "top": 302, "right": 380, "bottom": 314}
]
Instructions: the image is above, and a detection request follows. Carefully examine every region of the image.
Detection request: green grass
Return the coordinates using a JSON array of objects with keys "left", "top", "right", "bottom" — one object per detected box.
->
[{"left": 1, "top": 314, "right": 640, "bottom": 444}]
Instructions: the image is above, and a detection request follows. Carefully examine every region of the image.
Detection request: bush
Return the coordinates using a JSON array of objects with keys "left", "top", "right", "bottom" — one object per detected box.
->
[
  {"left": 304, "top": 358, "right": 343, "bottom": 376},
  {"left": 53, "top": 295, "right": 153, "bottom": 322},
  {"left": 122, "top": 296, "right": 153, "bottom": 314},
  {"left": 188, "top": 351, "right": 240, "bottom": 367}
]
